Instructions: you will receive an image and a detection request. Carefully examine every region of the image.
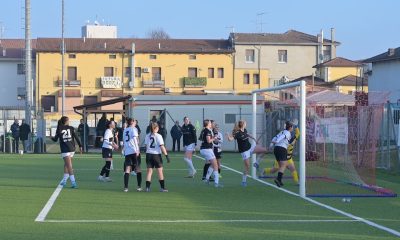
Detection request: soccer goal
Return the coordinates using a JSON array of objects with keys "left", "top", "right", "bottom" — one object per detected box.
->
[{"left": 252, "top": 81, "right": 397, "bottom": 198}]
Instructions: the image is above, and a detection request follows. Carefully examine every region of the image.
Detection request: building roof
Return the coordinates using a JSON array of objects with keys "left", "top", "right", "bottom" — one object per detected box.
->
[
  {"left": 0, "top": 39, "right": 37, "bottom": 59},
  {"left": 36, "top": 38, "right": 233, "bottom": 54},
  {"left": 231, "top": 30, "right": 340, "bottom": 45},
  {"left": 313, "top": 57, "right": 362, "bottom": 68},
  {"left": 331, "top": 74, "right": 368, "bottom": 87},
  {"left": 307, "top": 90, "right": 355, "bottom": 106},
  {"left": 363, "top": 47, "right": 400, "bottom": 63},
  {"left": 290, "top": 75, "right": 330, "bottom": 87}
]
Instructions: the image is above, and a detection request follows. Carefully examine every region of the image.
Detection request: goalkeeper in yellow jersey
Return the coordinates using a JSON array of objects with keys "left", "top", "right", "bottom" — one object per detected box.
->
[{"left": 261, "top": 120, "right": 300, "bottom": 184}]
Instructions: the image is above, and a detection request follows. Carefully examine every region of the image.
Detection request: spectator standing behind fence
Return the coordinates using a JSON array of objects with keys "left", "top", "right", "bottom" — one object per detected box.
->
[
  {"left": 77, "top": 119, "right": 89, "bottom": 152},
  {"left": 159, "top": 123, "right": 167, "bottom": 141},
  {"left": 96, "top": 113, "right": 108, "bottom": 137},
  {"left": 19, "top": 120, "right": 31, "bottom": 153},
  {"left": 170, "top": 121, "right": 182, "bottom": 152},
  {"left": 10, "top": 120, "right": 20, "bottom": 153}
]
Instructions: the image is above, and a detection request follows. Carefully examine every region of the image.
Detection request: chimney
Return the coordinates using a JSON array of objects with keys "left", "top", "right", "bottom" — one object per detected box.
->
[
  {"left": 330, "top": 28, "right": 336, "bottom": 59},
  {"left": 388, "top": 48, "right": 395, "bottom": 56}
]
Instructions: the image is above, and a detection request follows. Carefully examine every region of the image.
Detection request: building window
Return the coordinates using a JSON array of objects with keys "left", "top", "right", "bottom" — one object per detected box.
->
[
  {"left": 135, "top": 67, "right": 142, "bottom": 78},
  {"left": 225, "top": 114, "right": 236, "bottom": 124},
  {"left": 125, "top": 67, "right": 131, "bottom": 78},
  {"left": 208, "top": 68, "right": 214, "bottom": 78},
  {"left": 68, "top": 54, "right": 76, "bottom": 59},
  {"left": 149, "top": 55, "right": 157, "bottom": 60},
  {"left": 245, "top": 49, "right": 255, "bottom": 63},
  {"left": 278, "top": 50, "right": 287, "bottom": 63},
  {"left": 243, "top": 73, "right": 250, "bottom": 84},
  {"left": 188, "top": 68, "right": 198, "bottom": 78},
  {"left": 189, "top": 54, "right": 197, "bottom": 60},
  {"left": 152, "top": 67, "right": 161, "bottom": 80},
  {"left": 17, "top": 63, "right": 25, "bottom": 75},
  {"left": 217, "top": 68, "right": 224, "bottom": 78},
  {"left": 41, "top": 95, "right": 56, "bottom": 112},
  {"left": 67, "top": 66, "right": 77, "bottom": 81},
  {"left": 109, "top": 54, "right": 117, "bottom": 59},
  {"left": 253, "top": 73, "right": 260, "bottom": 84},
  {"left": 394, "top": 110, "right": 400, "bottom": 124},
  {"left": 104, "top": 67, "right": 114, "bottom": 77}
]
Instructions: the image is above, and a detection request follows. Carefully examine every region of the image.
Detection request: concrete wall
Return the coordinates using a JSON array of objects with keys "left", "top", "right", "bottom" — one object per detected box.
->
[
  {"left": 369, "top": 60, "right": 400, "bottom": 103},
  {"left": 0, "top": 59, "right": 35, "bottom": 107}
]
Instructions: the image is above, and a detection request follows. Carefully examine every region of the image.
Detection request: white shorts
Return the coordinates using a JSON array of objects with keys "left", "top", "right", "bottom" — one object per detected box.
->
[
  {"left": 184, "top": 143, "right": 196, "bottom": 152},
  {"left": 61, "top": 152, "right": 75, "bottom": 158},
  {"left": 240, "top": 143, "right": 256, "bottom": 160},
  {"left": 200, "top": 149, "right": 216, "bottom": 161}
]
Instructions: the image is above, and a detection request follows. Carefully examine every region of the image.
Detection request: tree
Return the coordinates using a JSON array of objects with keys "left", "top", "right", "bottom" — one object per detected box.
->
[{"left": 145, "top": 27, "right": 170, "bottom": 39}]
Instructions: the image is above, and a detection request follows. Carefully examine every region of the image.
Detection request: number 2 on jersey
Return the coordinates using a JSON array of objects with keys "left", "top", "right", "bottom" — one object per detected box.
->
[{"left": 150, "top": 137, "right": 155, "bottom": 148}]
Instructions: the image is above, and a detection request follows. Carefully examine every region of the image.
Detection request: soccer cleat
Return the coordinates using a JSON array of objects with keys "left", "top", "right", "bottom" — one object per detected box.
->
[
  {"left": 241, "top": 181, "right": 247, "bottom": 187},
  {"left": 274, "top": 179, "right": 283, "bottom": 188},
  {"left": 97, "top": 176, "right": 105, "bottom": 182},
  {"left": 104, "top": 177, "right": 112, "bottom": 182},
  {"left": 59, "top": 180, "right": 67, "bottom": 187},
  {"left": 130, "top": 171, "right": 137, "bottom": 176},
  {"left": 123, "top": 188, "right": 129, "bottom": 192},
  {"left": 160, "top": 188, "right": 169, "bottom": 192},
  {"left": 71, "top": 182, "right": 78, "bottom": 189},
  {"left": 202, "top": 179, "right": 210, "bottom": 185},
  {"left": 136, "top": 187, "right": 143, "bottom": 192},
  {"left": 145, "top": 187, "right": 150, "bottom": 192}
]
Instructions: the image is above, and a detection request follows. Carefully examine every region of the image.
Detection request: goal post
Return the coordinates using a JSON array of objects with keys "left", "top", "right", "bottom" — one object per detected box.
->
[{"left": 252, "top": 80, "right": 307, "bottom": 198}]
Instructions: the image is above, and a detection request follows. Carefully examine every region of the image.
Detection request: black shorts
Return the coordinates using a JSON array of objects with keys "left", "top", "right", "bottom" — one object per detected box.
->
[
  {"left": 274, "top": 146, "right": 288, "bottom": 162},
  {"left": 102, "top": 147, "right": 113, "bottom": 158},
  {"left": 124, "top": 154, "right": 138, "bottom": 171},
  {"left": 134, "top": 153, "right": 142, "bottom": 167},
  {"left": 214, "top": 148, "right": 222, "bottom": 159},
  {"left": 146, "top": 153, "right": 163, "bottom": 169}
]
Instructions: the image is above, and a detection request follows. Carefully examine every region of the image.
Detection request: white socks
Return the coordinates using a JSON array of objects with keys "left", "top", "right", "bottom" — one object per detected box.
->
[
  {"left": 70, "top": 175, "right": 76, "bottom": 183},
  {"left": 213, "top": 171, "right": 219, "bottom": 185},
  {"left": 206, "top": 166, "right": 213, "bottom": 180},
  {"left": 242, "top": 173, "right": 247, "bottom": 183},
  {"left": 184, "top": 158, "right": 196, "bottom": 175},
  {"left": 62, "top": 173, "right": 69, "bottom": 182}
]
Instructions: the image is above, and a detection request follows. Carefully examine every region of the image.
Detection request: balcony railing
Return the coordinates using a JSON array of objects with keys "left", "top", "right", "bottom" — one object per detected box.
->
[
  {"left": 142, "top": 76, "right": 165, "bottom": 88},
  {"left": 55, "top": 76, "right": 81, "bottom": 87}
]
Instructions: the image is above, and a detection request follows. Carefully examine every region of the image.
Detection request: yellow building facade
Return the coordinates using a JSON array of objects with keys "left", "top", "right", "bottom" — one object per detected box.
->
[{"left": 35, "top": 38, "right": 269, "bottom": 120}]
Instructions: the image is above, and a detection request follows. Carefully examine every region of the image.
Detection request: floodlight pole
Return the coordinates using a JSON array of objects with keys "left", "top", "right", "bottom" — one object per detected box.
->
[
  {"left": 61, "top": 0, "right": 65, "bottom": 115},
  {"left": 251, "top": 92, "right": 257, "bottom": 178}
]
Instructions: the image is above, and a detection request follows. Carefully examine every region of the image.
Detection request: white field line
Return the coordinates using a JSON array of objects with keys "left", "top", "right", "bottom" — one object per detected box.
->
[
  {"left": 45, "top": 219, "right": 360, "bottom": 223},
  {"left": 34, "top": 183, "right": 63, "bottom": 222},
  {"left": 74, "top": 168, "right": 198, "bottom": 171},
  {"left": 193, "top": 155, "right": 400, "bottom": 238}
]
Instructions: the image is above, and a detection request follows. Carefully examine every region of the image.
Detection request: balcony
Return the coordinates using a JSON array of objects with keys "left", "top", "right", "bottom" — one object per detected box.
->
[
  {"left": 142, "top": 75, "right": 165, "bottom": 88},
  {"left": 182, "top": 77, "right": 207, "bottom": 88},
  {"left": 55, "top": 76, "right": 81, "bottom": 87}
]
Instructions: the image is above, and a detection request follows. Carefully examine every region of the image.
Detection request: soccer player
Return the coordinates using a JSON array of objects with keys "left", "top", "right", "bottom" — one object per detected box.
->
[
  {"left": 145, "top": 122, "right": 170, "bottom": 192},
  {"left": 51, "top": 116, "right": 82, "bottom": 188},
  {"left": 181, "top": 116, "right": 197, "bottom": 178},
  {"left": 227, "top": 120, "right": 267, "bottom": 186},
  {"left": 199, "top": 119, "right": 221, "bottom": 187},
  {"left": 122, "top": 118, "right": 141, "bottom": 192},
  {"left": 261, "top": 121, "right": 300, "bottom": 184},
  {"left": 213, "top": 123, "right": 223, "bottom": 177},
  {"left": 131, "top": 119, "right": 142, "bottom": 179},
  {"left": 98, "top": 121, "right": 118, "bottom": 182},
  {"left": 271, "top": 121, "right": 294, "bottom": 187}
]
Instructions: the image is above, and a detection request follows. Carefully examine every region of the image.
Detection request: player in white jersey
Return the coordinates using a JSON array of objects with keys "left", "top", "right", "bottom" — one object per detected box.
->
[
  {"left": 145, "top": 122, "right": 170, "bottom": 192},
  {"left": 122, "top": 118, "right": 141, "bottom": 192},
  {"left": 271, "top": 121, "right": 294, "bottom": 187},
  {"left": 98, "top": 121, "right": 118, "bottom": 182}
]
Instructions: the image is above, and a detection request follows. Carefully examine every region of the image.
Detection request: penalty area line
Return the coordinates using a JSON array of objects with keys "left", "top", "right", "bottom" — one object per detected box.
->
[
  {"left": 34, "top": 181, "right": 63, "bottom": 222},
  {"left": 193, "top": 155, "right": 400, "bottom": 238}
]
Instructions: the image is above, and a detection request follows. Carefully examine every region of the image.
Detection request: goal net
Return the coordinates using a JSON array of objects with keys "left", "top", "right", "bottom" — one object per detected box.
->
[{"left": 253, "top": 81, "right": 396, "bottom": 198}]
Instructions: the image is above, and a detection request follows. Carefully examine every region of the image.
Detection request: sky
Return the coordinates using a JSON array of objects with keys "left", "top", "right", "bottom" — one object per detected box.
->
[{"left": 1, "top": 0, "right": 399, "bottom": 60}]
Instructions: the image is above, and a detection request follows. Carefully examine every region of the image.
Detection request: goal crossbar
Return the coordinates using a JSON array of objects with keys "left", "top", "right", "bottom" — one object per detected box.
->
[{"left": 251, "top": 80, "right": 306, "bottom": 198}]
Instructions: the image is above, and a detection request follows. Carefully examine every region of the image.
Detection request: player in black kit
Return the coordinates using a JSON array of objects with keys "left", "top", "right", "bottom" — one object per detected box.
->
[{"left": 52, "top": 116, "right": 82, "bottom": 188}]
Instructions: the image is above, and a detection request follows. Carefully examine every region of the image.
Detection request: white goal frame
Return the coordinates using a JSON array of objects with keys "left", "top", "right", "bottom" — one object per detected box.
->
[{"left": 252, "top": 80, "right": 306, "bottom": 198}]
